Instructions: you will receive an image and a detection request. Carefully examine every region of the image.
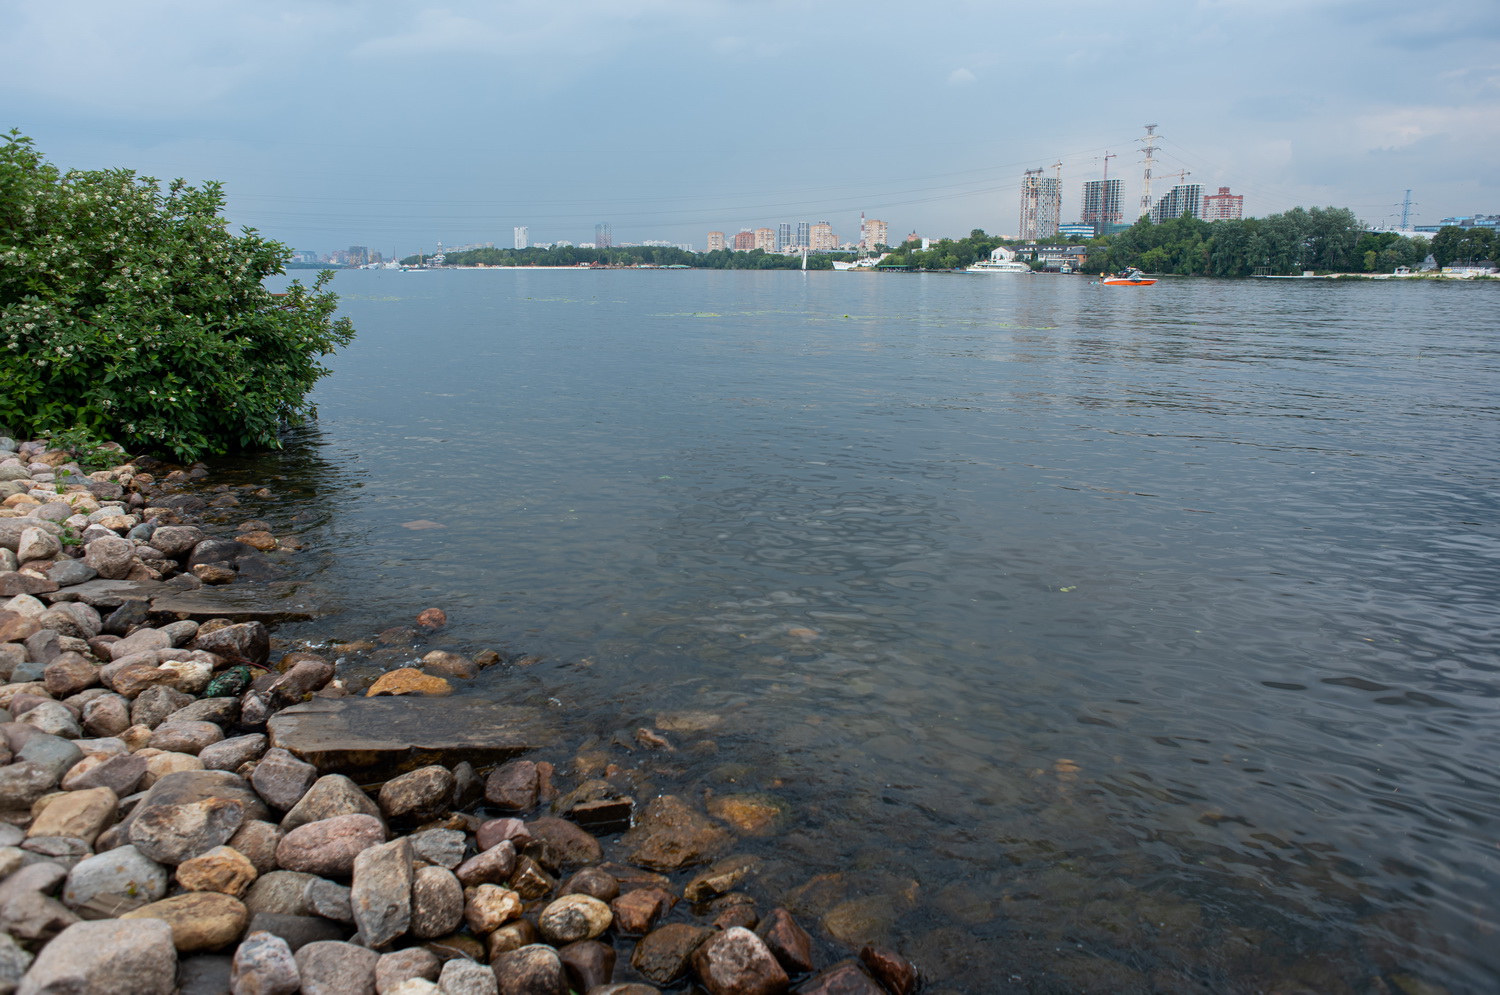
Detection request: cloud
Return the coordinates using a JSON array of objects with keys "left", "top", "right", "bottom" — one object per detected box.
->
[{"left": 948, "top": 68, "right": 976, "bottom": 86}]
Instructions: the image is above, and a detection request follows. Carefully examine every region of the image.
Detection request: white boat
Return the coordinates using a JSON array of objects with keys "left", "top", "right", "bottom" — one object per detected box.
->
[
  {"left": 833, "top": 254, "right": 889, "bottom": 271},
  {"left": 965, "top": 246, "right": 1031, "bottom": 274}
]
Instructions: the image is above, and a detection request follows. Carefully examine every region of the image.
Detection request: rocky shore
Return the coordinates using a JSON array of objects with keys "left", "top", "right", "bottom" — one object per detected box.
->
[{"left": 0, "top": 437, "right": 920, "bottom": 995}]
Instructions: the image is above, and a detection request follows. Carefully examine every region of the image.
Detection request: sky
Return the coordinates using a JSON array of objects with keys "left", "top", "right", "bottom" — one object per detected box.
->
[{"left": 4, "top": 0, "right": 1497, "bottom": 256}]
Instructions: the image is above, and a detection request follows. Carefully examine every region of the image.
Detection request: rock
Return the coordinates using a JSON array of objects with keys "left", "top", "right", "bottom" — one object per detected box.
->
[
  {"left": 200, "top": 733, "right": 268, "bottom": 771},
  {"left": 537, "top": 894, "right": 612, "bottom": 945},
  {"left": 474, "top": 818, "right": 529, "bottom": 853},
  {"left": 484, "top": 761, "right": 538, "bottom": 811},
  {"left": 149, "top": 719, "right": 225, "bottom": 755},
  {"left": 276, "top": 814, "right": 386, "bottom": 877},
  {"left": 610, "top": 888, "right": 675, "bottom": 935},
  {"left": 0, "top": 883, "right": 78, "bottom": 944},
  {"left": 437, "top": 957, "right": 498, "bottom": 995},
  {"left": 367, "top": 669, "right": 452, "bottom": 697},
  {"left": 42, "top": 653, "right": 98, "bottom": 697},
  {"left": 483, "top": 919, "right": 538, "bottom": 961},
  {"left": 141, "top": 750, "right": 204, "bottom": 788},
  {"left": 192, "top": 622, "right": 270, "bottom": 666},
  {"left": 376, "top": 947, "right": 442, "bottom": 993},
  {"left": 621, "top": 795, "right": 731, "bottom": 871},
  {"left": 389, "top": 981, "right": 440, "bottom": 995},
  {"left": 631, "top": 923, "right": 713, "bottom": 987},
  {"left": 454, "top": 841, "right": 516, "bottom": 888},
  {"left": 176, "top": 844, "right": 258, "bottom": 897},
  {"left": 45, "top": 559, "right": 98, "bottom": 587},
  {"left": 303, "top": 876, "right": 353, "bottom": 922},
  {"left": 26, "top": 786, "right": 117, "bottom": 845},
  {"left": 131, "top": 685, "right": 194, "bottom": 729},
  {"left": 81, "top": 694, "right": 132, "bottom": 737},
  {"left": 490, "top": 944, "right": 567, "bottom": 995},
  {"left": 111, "top": 628, "right": 172, "bottom": 661},
  {"left": 506, "top": 855, "right": 556, "bottom": 901},
  {"left": 244, "top": 912, "right": 342, "bottom": 953},
  {"left": 795, "top": 961, "right": 884, "bottom": 995},
  {"left": 176, "top": 953, "right": 235, "bottom": 995},
  {"left": 410, "top": 865, "right": 465, "bottom": 940},
  {"left": 857, "top": 946, "right": 917, "bottom": 995},
  {"left": 557, "top": 940, "right": 614, "bottom": 993},
  {"left": 0, "top": 761, "right": 59, "bottom": 811},
  {"left": 559, "top": 866, "right": 619, "bottom": 904},
  {"left": 293, "top": 940, "right": 378, "bottom": 995},
  {"left": 351, "top": 836, "right": 412, "bottom": 948},
  {"left": 121, "top": 891, "right": 249, "bottom": 952},
  {"left": 230, "top": 930, "right": 300, "bottom": 995},
  {"left": 243, "top": 871, "right": 317, "bottom": 917},
  {"left": 83, "top": 536, "right": 136, "bottom": 580},
  {"left": 62, "top": 844, "right": 169, "bottom": 918},
  {"left": 408, "top": 828, "right": 466, "bottom": 869},
  {"left": 690, "top": 927, "right": 789, "bottom": 995},
  {"left": 419, "top": 651, "right": 475, "bottom": 680},
  {"left": 250, "top": 748, "right": 317, "bottom": 811},
  {"left": 16, "top": 917, "right": 177, "bottom": 994},
  {"left": 18, "top": 701, "right": 82, "bottom": 739},
  {"left": 463, "top": 883, "right": 523, "bottom": 935},
  {"left": 227, "top": 820, "right": 283, "bottom": 875},
  {"left": 15, "top": 735, "right": 82, "bottom": 782},
  {"left": 110, "top": 661, "right": 177, "bottom": 699},
  {"left": 0, "top": 932, "right": 32, "bottom": 994},
  {"left": 524, "top": 817, "right": 601, "bottom": 872},
  {"left": 280, "top": 774, "right": 383, "bottom": 832},
  {"left": 159, "top": 658, "right": 214, "bottom": 694},
  {"left": 378, "top": 765, "right": 455, "bottom": 822},
  {"left": 168, "top": 695, "right": 241, "bottom": 728},
  {"left": 61, "top": 751, "right": 147, "bottom": 796},
  {"left": 267, "top": 697, "right": 551, "bottom": 778},
  {"left": 101, "top": 598, "right": 150, "bottom": 636},
  {"left": 266, "top": 659, "right": 334, "bottom": 703},
  {"left": 150, "top": 526, "right": 205, "bottom": 558},
  {"left": 684, "top": 855, "right": 760, "bottom": 903},
  {"left": 588, "top": 987, "right": 662, "bottom": 995},
  {"left": 0, "top": 574, "right": 57, "bottom": 597},
  {"left": 17, "top": 527, "right": 61, "bottom": 564},
  {"left": 126, "top": 770, "right": 265, "bottom": 865}
]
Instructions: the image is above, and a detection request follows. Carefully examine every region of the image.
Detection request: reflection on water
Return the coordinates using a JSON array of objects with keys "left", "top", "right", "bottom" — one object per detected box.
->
[{"left": 243, "top": 269, "right": 1500, "bottom": 992}]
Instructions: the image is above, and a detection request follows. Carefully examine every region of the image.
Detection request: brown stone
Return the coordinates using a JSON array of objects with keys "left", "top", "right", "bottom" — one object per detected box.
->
[
  {"left": 711, "top": 893, "right": 759, "bottom": 931},
  {"left": 558, "top": 866, "right": 620, "bottom": 903},
  {"left": 28, "top": 785, "right": 118, "bottom": 844},
  {"left": 797, "top": 961, "right": 884, "bottom": 995},
  {"left": 464, "top": 883, "right": 523, "bottom": 935},
  {"left": 121, "top": 891, "right": 249, "bottom": 952},
  {"left": 858, "top": 946, "right": 918, "bottom": 995},
  {"left": 484, "top": 760, "right": 538, "bottom": 811},
  {"left": 757, "top": 908, "right": 816, "bottom": 975},
  {"left": 366, "top": 667, "right": 452, "bottom": 697},
  {"left": 455, "top": 840, "right": 517, "bottom": 888},
  {"left": 276, "top": 813, "right": 386, "bottom": 877},
  {"left": 420, "top": 650, "right": 476, "bottom": 679},
  {"left": 491, "top": 943, "right": 567, "bottom": 995},
  {"left": 375, "top": 947, "right": 441, "bottom": 992},
  {"left": 237, "top": 531, "right": 278, "bottom": 551},
  {"left": 410, "top": 864, "right": 465, "bottom": 940},
  {"left": 705, "top": 793, "right": 790, "bottom": 836},
  {"left": 377, "top": 764, "right": 455, "bottom": 822},
  {"left": 507, "top": 855, "right": 556, "bottom": 901},
  {"left": 621, "top": 795, "right": 731, "bottom": 871},
  {"left": 558, "top": 939, "right": 615, "bottom": 992},
  {"left": 684, "top": 855, "right": 760, "bottom": 903},
  {"left": 631, "top": 923, "right": 713, "bottom": 987},
  {"left": 537, "top": 893, "right": 612, "bottom": 945},
  {"left": 484, "top": 917, "right": 539, "bottom": 960},
  {"left": 611, "top": 887, "right": 676, "bottom": 935},
  {"left": 415, "top": 608, "right": 447, "bottom": 629},
  {"left": 43, "top": 652, "right": 100, "bottom": 697},
  {"left": 525, "top": 816, "right": 602, "bottom": 872},
  {"left": 176, "top": 844, "right": 258, "bottom": 897}
]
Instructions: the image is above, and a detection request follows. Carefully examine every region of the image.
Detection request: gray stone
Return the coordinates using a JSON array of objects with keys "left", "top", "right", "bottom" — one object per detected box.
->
[
  {"left": 409, "top": 865, "right": 464, "bottom": 940},
  {"left": 377, "top": 765, "right": 455, "bottom": 822},
  {"left": 231, "top": 929, "right": 300, "bottom": 995},
  {"left": 15, "top": 917, "right": 176, "bottom": 995},
  {"left": 408, "top": 828, "right": 466, "bottom": 869},
  {"left": 177, "top": 954, "right": 235, "bottom": 995},
  {"left": 200, "top": 733, "right": 267, "bottom": 771},
  {"left": 227, "top": 820, "right": 283, "bottom": 875},
  {"left": 111, "top": 627, "right": 173, "bottom": 661},
  {"left": 191, "top": 622, "right": 270, "bottom": 666},
  {"left": 0, "top": 761, "right": 58, "bottom": 811},
  {"left": 243, "top": 871, "right": 317, "bottom": 917},
  {"left": 17, "top": 701, "right": 80, "bottom": 739},
  {"left": 266, "top": 697, "right": 552, "bottom": 778},
  {"left": 62, "top": 844, "right": 169, "bottom": 918},
  {"left": 16, "top": 734, "right": 83, "bottom": 781},
  {"left": 148, "top": 582, "right": 321, "bottom": 624},
  {"left": 81, "top": 694, "right": 131, "bottom": 737},
  {"left": 82, "top": 536, "right": 135, "bottom": 580},
  {"left": 454, "top": 841, "right": 516, "bottom": 888},
  {"left": 148, "top": 719, "right": 225, "bottom": 755},
  {"left": 437, "top": 958, "right": 498, "bottom": 995},
  {"left": 0, "top": 932, "right": 32, "bottom": 994},
  {"left": 293, "top": 940, "right": 378, "bottom": 995},
  {"left": 350, "top": 836, "right": 412, "bottom": 949},
  {"left": 303, "top": 876, "right": 354, "bottom": 922},
  {"left": 160, "top": 619, "right": 200, "bottom": 646},
  {"left": 280, "top": 774, "right": 381, "bottom": 832},
  {"left": 132, "top": 684, "right": 195, "bottom": 728},
  {"left": 124, "top": 770, "right": 267, "bottom": 865},
  {"left": 169, "top": 696, "right": 242, "bottom": 728},
  {"left": 243, "top": 912, "right": 342, "bottom": 953},
  {"left": 376, "top": 948, "right": 441, "bottom": 993},
  {"left": 276, "top": 814, "right": 385, "bottom": 877},
  {"left": 250, "top": 748, "right": 317, "bottom": 812},
  {"left": 149, "top": 526, "right": 205, "bottom": 559}
]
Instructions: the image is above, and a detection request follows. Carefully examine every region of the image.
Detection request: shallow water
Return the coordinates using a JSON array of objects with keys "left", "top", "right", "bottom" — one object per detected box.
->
[{"left": 238, "top": 269, "right": 1500, "bottom": 992}]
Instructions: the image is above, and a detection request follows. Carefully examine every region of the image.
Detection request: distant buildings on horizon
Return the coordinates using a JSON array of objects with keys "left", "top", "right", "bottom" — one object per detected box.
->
[{"left": 703, "top": 214, "right": 889, "bottom": 255}]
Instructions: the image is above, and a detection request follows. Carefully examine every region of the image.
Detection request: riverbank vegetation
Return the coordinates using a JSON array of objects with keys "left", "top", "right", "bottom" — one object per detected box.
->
[{"left": 0, "top": 131, "right": 355, "bottom": 461}]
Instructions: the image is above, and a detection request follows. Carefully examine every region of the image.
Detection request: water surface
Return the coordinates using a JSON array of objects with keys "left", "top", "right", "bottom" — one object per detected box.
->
[{"left": 241, "top": 269, "right": 1500, "bottom": 993}]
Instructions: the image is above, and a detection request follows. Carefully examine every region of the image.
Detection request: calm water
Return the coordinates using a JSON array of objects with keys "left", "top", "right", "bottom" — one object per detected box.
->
[{"left": 245, "top": 269, "right": 1500, "bottom": 993}]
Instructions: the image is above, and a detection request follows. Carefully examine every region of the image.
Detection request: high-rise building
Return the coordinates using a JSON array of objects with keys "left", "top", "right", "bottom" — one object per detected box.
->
[
  {"left": 595, "top": 222, "right": 613, "bottom": 248},
  {"left": 1201, "top": 186, "right": 1244, "bottom": 221},
  {"left": 1018, "top": 170, "right": 1061, "bottom": 239},
  {"left": 347, "top": 245, "right": 370, "bottom": 265},
  {"left": 1150, "top": 184, "right": 1204, "bottom": 223},
  {"left": 754, "top": 227, "right": 776, "bottom": 252},
  {"left": 796, "top": 221, "right": 810, "bottom": 248},
  {"left": 707, "top": 231, "right": 726, "bottom": 252},
  {"left": 861, "top": 219, "right": 889, "bottom": 250},
  {"left": 513, "top": 226, "right": 529, "bottom": 250},
  {"left": 777, "top": 223, "right": 792, "bottom": 251},
  {"left": 810, "top": 221, "right": 837, "bottom": 251},
  {"left": 1081, "top": 179, "right": 1122, "bottom": 230},
  {"left": 733, "top": 229, "right": 756, "bottom": 251}
]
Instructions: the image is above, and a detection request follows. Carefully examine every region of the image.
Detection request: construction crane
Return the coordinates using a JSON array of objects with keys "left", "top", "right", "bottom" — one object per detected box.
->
[{"left": 1138, "top": 124, "right": 1159, "bottom": 218}]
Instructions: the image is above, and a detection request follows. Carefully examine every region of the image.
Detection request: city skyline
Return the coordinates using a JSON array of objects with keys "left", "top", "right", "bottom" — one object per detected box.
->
[{"left": 8, "top": 1, "right": 1489, "bottom": 256}]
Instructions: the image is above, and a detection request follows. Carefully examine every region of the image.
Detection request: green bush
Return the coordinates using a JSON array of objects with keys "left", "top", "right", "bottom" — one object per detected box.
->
[{"left": 0, "top": 130, "right": 354, "bottom": 460}]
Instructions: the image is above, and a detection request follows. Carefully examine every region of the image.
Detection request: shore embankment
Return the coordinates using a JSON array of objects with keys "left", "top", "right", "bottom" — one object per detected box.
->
[{"left": 0, "top": 436, "right": 918, "bottom": 995}]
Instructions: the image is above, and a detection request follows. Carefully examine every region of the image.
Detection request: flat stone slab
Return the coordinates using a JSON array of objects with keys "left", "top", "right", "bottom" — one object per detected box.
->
[
  {"left": 150, "top": 582, "right": 324, "bottom": 622},
  {"left": 47, "top": 579, "right": 173, "bottom": 608},
  {"left": 267, "top": 697, "right": 555, "bottom": 778}
]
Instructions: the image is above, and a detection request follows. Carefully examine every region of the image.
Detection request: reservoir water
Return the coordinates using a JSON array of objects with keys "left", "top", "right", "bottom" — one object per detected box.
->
[{"left": 250, "top": 269, "right": 1500, "bottom": 993}]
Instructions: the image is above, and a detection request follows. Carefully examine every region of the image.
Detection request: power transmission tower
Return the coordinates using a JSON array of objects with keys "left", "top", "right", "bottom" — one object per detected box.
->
[
  {"left": 1398, "top": 190, "right": 1416, "bottom": 230},
  {"left": 1138, "top": 124, "right": 1159, "bottom": 218}
]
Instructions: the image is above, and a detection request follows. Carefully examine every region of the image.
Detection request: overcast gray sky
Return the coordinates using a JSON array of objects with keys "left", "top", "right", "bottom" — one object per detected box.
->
[{"left": 5, "top": 0, "right": 1496, "bottom": 255}]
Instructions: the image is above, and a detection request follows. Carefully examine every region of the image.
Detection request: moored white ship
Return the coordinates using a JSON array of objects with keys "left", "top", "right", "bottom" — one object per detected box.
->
[{"left": 965, "top": 246, "right": 1031, "bottom": 274}]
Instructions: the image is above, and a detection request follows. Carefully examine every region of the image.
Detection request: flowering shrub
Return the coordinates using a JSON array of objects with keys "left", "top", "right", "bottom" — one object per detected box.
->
[{"left": 0, "top": 130, "right": 355, "bottom": 460}]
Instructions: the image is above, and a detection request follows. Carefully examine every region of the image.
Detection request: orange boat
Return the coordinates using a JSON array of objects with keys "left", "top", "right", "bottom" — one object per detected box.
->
[{"left": 1100, "top": 267, "right": 1157, "bottom": 286}]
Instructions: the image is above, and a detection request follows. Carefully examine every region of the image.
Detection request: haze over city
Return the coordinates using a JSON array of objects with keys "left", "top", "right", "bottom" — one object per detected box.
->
[{"left": 3, "top": 0, "right": 1495, "bottom": 256}]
